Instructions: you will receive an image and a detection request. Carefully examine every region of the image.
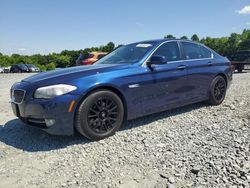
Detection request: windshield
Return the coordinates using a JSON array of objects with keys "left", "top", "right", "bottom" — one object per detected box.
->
[
  {"left": 19, "top": 64, "right": 27, "bottom": 69},
  {"left": 26, "top": 64, "right": 36, "bottom": 68},
  {"left": 96, "top": 42, "right": 155, "bottom": 64}
]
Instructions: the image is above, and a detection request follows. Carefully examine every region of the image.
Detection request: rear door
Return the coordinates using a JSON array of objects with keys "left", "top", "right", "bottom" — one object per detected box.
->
[{"left": 180, "top": 41, "right": 215, "bottom": 101}]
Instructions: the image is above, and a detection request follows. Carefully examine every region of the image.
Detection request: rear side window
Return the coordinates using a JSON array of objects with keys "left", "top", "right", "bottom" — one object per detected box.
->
[
  {"left": 153, "top": 42, "right": 180, "bottom": 62},
  {"left": 182, "top": 42, "right": 212, "bottom": 60},
  {"left": 182, "top": 42, "right": 201, "bottom": 60},
  {"left": 200, "top": 45, "right": 212, "bottom": 58}
]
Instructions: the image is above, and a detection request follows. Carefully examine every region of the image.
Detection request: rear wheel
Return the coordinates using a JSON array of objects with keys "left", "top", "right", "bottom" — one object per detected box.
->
[
  {"left": 75, "top": 90, "right": 124, "bottom": 140},
  {"left": 237, "top": 64, "right": 244, "bottom": 73},
  {"left": 207, "top": 76, "right": 227, "bottom": 105}
]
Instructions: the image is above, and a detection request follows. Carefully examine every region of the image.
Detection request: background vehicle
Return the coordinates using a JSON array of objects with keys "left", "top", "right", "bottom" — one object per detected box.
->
[
  {"left": 0, "top": 66, "right": 3, "bottom": 73},
  {"left": 10, "top": 64, "right": 29, "bottom": 73},
  {"left": 231, "top": 50, "right": 250, "bottom": 73},
  {"left": 10, "top": 39, "right": 232, "bottom": 141},
  {"left": 25, "top": 64, "right": 40, "bottom": 72},
  {"left": 81, "top": 52, "right": 108, "bottom": 65},
  {"left": 75, "top": 53, "right": 86, "bottom": 66},
  {"left": 3, "top": 66, "right": 10, "bottom": 73}
]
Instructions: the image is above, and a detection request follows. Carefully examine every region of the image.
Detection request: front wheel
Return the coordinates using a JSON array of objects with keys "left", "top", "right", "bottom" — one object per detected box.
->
[
  {"left": 75, "top": 90, "right": 124, "bottom": 140},
  {"left": 207, "top": 76, "right": 227, "bottom": 105}
]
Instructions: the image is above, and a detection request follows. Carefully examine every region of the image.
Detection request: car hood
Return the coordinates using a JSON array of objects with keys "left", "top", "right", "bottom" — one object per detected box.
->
[{"left": 22, "top": 64, "right": 130, "bottom": 84}]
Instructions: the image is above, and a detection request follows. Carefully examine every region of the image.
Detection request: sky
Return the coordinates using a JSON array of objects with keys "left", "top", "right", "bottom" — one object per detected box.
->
[{"left": 0, "top": 0, "right": 250, "bottom": 55}]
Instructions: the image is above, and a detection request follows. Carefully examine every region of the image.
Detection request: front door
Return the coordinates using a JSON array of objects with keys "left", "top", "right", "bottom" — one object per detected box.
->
[{"left": 138, "top": 41, "right": 188, "bottom": 116}]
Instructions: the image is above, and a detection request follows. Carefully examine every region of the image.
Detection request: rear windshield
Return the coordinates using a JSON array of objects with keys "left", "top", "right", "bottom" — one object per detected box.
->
[{"left": 87, "top": 54, "right": 95, "bottom": 58}]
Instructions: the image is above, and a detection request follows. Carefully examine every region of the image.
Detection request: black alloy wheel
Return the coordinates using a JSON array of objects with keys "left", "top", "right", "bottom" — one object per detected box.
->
[
  {"left": 75, "top": 90, "right": 124, "bottom": 140},
  {"left": 87, "top": 97, "right": 119, "bottom": 134},
  {"left": 207, "top": 76, "right": 227, "bottom": 105},
  {"left": 214, "top": 78, "right": 226, "bottom": 101}
]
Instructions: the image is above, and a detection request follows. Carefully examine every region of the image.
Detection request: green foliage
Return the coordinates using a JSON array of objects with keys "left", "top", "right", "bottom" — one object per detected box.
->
[
  {"left": 0, "top": 55, "right": 11, "bottom": 67},
  {"left": 46, "top": 62, "right": 56, "bottom": 70},
  {"left": 180, "top": 36, "right": 188, "bottom": 40},
  {"left": 0, "top": 42, "right": 116, "bottom": 70},
  {"left": 238, "top": 29, "right": 250, "bottom": 50},
  {"left": 36, "top": 64, "right": 47, "bottom": 71},
  {"left": 199, "top": 30, "right": 250, "bottom": 57},
  {"left": 164, "top": 34, "right": 176, "bottom": 39},
  {"left": 191, "top": 34, "right": 199, "bottom": 42},
  {"left": 1, "top": 31, "right": 250, "bottom": 69}
]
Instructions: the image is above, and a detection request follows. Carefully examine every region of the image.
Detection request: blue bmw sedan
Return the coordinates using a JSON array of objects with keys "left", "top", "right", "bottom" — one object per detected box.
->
[{"left": 10, "top": 39, "right": 233, "bottom": 140}]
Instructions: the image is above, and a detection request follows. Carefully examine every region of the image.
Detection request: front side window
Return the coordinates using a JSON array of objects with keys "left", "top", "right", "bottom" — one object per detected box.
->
[{"left": 153, "top": 42, "right": 180, "bottom": 62}]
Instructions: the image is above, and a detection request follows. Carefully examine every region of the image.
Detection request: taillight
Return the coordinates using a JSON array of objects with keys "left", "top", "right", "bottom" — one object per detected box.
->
[
  {"left": 82, "top": 59, "right": 93, "bottom": 65},
  {"left": 229, "top": 61, "right": 235, "bottom": 72}
]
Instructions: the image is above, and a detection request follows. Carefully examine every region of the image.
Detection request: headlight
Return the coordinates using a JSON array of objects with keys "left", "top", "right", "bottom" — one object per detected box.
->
[{"left": 34, "top": 84, "right": 77, "bottom": 99}]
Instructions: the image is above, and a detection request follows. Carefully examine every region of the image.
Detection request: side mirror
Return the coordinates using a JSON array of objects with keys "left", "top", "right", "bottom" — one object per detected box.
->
[{"left": 147, "top": 55, "right": 167, "bottom": 66}]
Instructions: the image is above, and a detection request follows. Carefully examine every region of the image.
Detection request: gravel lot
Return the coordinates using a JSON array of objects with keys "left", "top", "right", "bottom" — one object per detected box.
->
[{"left": 0, "top": 72, "right": 250, "bottom": 188}]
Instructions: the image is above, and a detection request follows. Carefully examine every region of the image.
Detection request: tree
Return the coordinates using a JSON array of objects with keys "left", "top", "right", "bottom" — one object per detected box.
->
[
  {"left": 238, "top": 29, "right": 250, "bottom": 50},
  {"left": 60, "top": 50, "right": 80, "bottom": 66},
  {"left": 0, "top": 55, "right": 11, "bottom": 67},
  {"left": 47, "top": 54, "right": 71, "bottom": 68},
  {"left": 1, "top": 30, "right": 250, "bottom": 69},
  {"left": 226, "top": 33, "right": 241, "bottom": 57},
  {"left": 36, "top": 64, "right": 46, "bottom": 71},
  {"left": 46, "top": 62, "right": 56, "bottom": 70},
  {"left": 115, "top": 44, "right": 123, "bottom": 50},
  {"left": 164, "top": 34, "right": 176, "bottom": 39},
  {"left": 180, "top": 36, "right": 188, "bottom": 40},
  {"left": 191, "top": 34, "right": 199, "bottom": 42}
]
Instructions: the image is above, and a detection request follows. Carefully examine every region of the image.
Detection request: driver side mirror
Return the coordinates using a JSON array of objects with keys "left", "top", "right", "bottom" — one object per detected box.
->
[{"left": 147, "top": 55, "right": 167, "bottom": 67}]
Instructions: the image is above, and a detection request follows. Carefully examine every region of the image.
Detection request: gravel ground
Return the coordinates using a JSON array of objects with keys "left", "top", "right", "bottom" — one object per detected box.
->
[{"left": 0, "top": 72, "right": 250, "bottom": 188}]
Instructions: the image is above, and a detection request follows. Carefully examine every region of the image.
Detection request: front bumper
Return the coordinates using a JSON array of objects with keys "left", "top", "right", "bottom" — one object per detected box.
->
[{"left": 11, "top": 82, "right": 80, "bottom": 135}]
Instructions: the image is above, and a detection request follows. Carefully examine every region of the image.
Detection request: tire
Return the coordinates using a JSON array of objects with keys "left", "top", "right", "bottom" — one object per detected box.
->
[
  {"left": 237, "top": 65, "right": 244, "bottom": 73},
  {"left": 75, "top": 90, "right": 124, "bottom": 140},
  {"left": 207, "top": 76, "right": 227, "bottom": 105}
]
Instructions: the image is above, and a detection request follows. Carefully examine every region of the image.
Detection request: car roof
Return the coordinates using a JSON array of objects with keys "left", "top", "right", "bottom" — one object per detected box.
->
[{"left": 132, "top": 38, "right": 199, "bottom": 45}]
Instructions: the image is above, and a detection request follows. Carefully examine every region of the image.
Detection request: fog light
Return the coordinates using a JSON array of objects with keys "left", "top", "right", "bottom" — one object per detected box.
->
[{"left": 45, "top": 119, "right": 55, "bottom": 127}]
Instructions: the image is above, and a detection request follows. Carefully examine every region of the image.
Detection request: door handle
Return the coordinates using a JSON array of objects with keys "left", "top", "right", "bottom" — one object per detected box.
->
[
  {"left": 177, "top": 65, "right": 186, "bottom": 70},
  {"left": 208, "top": 62, "right": 213, "bottom": 66}
]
